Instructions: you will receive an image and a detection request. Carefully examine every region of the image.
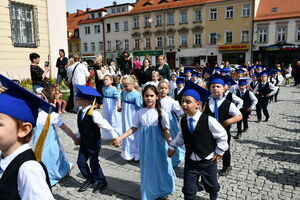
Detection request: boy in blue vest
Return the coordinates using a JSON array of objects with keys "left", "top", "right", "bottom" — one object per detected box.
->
[
  {"left": 234, "top": 79, "right": 258, "bottom": 139},
  {"left": 75, "top": 84, "right": 120, "bottom": 193},
  {"left": 168, "top": 81, "right": 228, "bottom": 200},
  {"left": 0, "top": 74, "right": 53, "bottom": 199}
]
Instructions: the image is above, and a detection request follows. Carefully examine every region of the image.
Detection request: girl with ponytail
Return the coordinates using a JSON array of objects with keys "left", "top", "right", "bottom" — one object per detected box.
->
[{"left": 115, "top": 85, "right": 176, "bottom": 200}]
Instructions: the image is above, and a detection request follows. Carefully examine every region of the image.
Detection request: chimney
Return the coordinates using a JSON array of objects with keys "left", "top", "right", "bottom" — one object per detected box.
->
[
  {"left": 66, "top": 12, "right": 70, "bottom": 17},
  {"left": 113, "top": 1, "right": 117, "bottom": 6},
  {"left": 86, "top": 8, "right": 91, "bottom": 12},
  {"left": 76, "top": 9, "right": 80, "bottom": 15}
]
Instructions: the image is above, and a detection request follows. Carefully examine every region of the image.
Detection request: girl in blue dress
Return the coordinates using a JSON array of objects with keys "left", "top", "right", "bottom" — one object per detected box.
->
[
  {"left": 158, "top": 80, "right": 185, "bottom": 167},
  {"left": 33, "top": 87, "right": 79, "bottom": 186},
  {"left": 102, "top": 75, "right": 122, "bottom": 139},
  {"left": 115, "top": 85, "right": 176, "bottom": 200},
  {"left": 120, "top": 75, "right": 143, "bottom": 161}
]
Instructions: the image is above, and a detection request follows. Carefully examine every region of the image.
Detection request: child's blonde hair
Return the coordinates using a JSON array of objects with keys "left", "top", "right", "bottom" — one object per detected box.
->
[
  {"left": 122, "top": 75, "right": 140, "bottom": 90},
  {"left": 158, "top": 79, "right": 170, "bottom": 88}
]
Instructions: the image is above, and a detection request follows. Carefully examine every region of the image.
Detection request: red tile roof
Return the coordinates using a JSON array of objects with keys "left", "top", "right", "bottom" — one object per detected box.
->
[
  {"left": 129, "top": 0, "right": 224, "bottom": 14},
  {"left": 67, "top": 10, "right": 89, "bottom": 40},
  {"left": 78, "top": 18, "right": 102, "bottom": 25},
  {"left": 255, "top": 0, "right": 300, "bottom": 21}
]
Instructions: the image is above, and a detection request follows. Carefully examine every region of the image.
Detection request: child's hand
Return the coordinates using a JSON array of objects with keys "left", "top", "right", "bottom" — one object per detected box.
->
[
  {"left": 211, "top": 154, "right": 222, "bottom": 162},
  {"left": 112, "top": 138, "right": 121, "bottom": 147},
  {"left": 167, "top": 148, "right": 175, "bottom": 157},
  {"left": 74, "top": 138, "right": 80, "bottom": 146}
]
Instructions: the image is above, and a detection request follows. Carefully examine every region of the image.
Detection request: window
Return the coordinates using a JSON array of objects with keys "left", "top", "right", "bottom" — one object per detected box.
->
[
  {"left": 297, "top": 27, "right": 300, "bottom": 41},
  {"left": 124, "top": 39, "right": 129, "bottom": 50},
  {"left": 157, "top": 15, "right": 163, "bottom": 26},
  {"left": 272, "top": 7, "right": 278, "bottom": 12},
  {"left": 74, "top": 29, "right": 79, "bottom": 38},
  {"left": 83, "top": 43, "right": 88, "bottom": 52},
  {"left": 180, "top": 34, "right": 187, "bottom": 46},
  {"left": 106, "top": 24, "right": 111, "bottom": 32},
  {"left": 98, "top": 12, "right": 103, "bottom": 18},
  {"left": 114, "top": 22, "right": 119, "bottom": 32},
  {"left": 210, "top": 33, "right": 217, "bottom": 44},
  {"left": 226, "top": 6, "right": 233, "bottom": 19},
  {"left": 180, "top": 11, "right": 188, "bottom": 23},
  {"left": 134, "top": 38, "right": 140, "bottom": 49},
  {"left": 134, "top": 17, "right": 139, "bottom": 28},
  {"left": 194, "top": 33, "right": 201, "bottom": 45},
  {"left": 167, "top": 12, "right": 174, "bottom": 25},
  {"left": 210, "top": 8, "right": 217, "bottom": 20},
  {"left": 226, "top": 31, "right": 233, "bottom": 43},
  {"left": 10, "top": 2, "right": 38, "bottom": 47},
  {"left": 194, "top": 10, "right": 201, "bottom": 22},
  {"left": 145, "top": 16, "right": 151, "bottom": 27},
  {"left": 112, "top": 8, "right": 115, "bottom": 14},
  {"left": 94, "top": 25, "right": 100, "bottom": 34},
  {"left": 258, "top": 29, "right": 267, "bottom": 43},
  {"left": 145, "top": 38, "right": 151, "bottom": 48},
  {"left": 122, "top": 7, "right": 126, "bottom": 13},
  {"left": 107, "top": 41, "right": 111, "bottom": 51},
  {"left": 116, "top": 40, "right": 121, "bottom": 50},
  {"left": 277, "top": 28, "right": 286, "bottom": 42},
  {"left": 91, "top": 42, "right": 95, "bottom": 51},
  {"left": 242, "top": 4, "right": 250, "bottom": 17},
  {"left": 124, "top": 21, "right": 128, "bottom": 31},
  {"left": 241, "top": 30, "right": 249, "bottom": 43},
  {"left": 99, "top": 42, "right": 103, "bottom": 51},
  {"left": 167, "top": 35, "right": 174, "bottom": 47},
  {"left": 117, "top": 7, "right": 121, "bottom": 13},
  {"left": 157, "top": 36, "right": 163, "bottom": 47},
  {"left": 85, "top": 26, "right": 90, "bottom": 35},
  {"left": 91, "top": 13, "right": 95, "bottom": 19}
]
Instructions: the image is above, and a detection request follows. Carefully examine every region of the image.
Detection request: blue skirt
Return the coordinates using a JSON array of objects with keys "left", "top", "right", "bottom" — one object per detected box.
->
[
  {"left": 139, "top": 125, "right": 176, "bottom": 200},
  {"left": 33, "top": 125, "right": 71, "bottom": 186}
]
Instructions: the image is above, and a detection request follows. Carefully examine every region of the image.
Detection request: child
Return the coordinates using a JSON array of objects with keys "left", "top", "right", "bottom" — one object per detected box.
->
[
  {"left": 184, "top": 68, "right": 193, "bottom": 80},
  {"left": 191, "top": 72, "right": 202, "bottom": 85},
  {"left": 223, "top": 75, "right": 243, "bottom": 109},
  {"left": 115, "top": 85, "right": 176, "bottom": 200},
  {"left": 143, "top": 71, "right": 160, "bottom": 89},
  {"left": 173, "top": 76, "right": 185, "bottom": 101},
  {"left": 0, "top": 74, "right": 53, "bottom": 199},
  {"left": 75, "top": 84, "right": 119, "bottom": 193},
  {"left": 234, "top": 79, "right": 258, "bottom": 139},
  {"left": 158, "top": 80, "right": 185, "bottom": 167},
  {"left": 169, "top": 73, "right": 177, "bottom": 97},
  {"left": 270, "top": 69, "right": 283, "bottom": 102},
  {"left": 120, "top": 75, "right": 143, "bottom": 161},
  {"left": 33, "top": 87, "right": 79, "bottom": 186},
  {"left": 102, "top": 75, "right": 122, "bottom": 138},
  {"left": 203, "top": 74, "right": 242, "bottom": 176},
  {"left": 168, "top": 81, "right": 228, "bottom": 200},
  {"left": 252, "top": 71, "right": 278, "bottom": 122},
  {"left": 53, "top": 85, "right": 67, "bottom": 113},
  {"left": 250, "top": 73, "right": 259, "bottom": 91}
]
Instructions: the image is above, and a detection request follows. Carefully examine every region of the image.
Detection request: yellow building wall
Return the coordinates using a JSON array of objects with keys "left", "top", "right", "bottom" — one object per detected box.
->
[
  {"left": 68, "top": 39, "right": 81, "bottom": 56},
  {"left": 203, "top": 0, "right": 253, "bottom": 45},
  {"left": 0, "top": 0, "right": 50, "bottom": 80}
]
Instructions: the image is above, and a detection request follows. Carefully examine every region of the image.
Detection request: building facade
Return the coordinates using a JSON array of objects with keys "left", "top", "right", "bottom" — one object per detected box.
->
[
  {"left": 253, "top": 0, "right": 300, "bottom": 65},
  {"left": 0, "top": 0, "right": 68, "bottom": 79}
]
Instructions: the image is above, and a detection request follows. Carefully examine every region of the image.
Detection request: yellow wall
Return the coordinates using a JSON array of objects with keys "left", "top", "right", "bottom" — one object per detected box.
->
[
  {"left": 0, "top": 0, "right": 50, "bottom": 79},
  {"left": 68, "top": 39, "right": 81, "bottom": 56}
]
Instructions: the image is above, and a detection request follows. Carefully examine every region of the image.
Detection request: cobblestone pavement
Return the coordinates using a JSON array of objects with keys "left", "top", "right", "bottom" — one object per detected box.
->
[{"left": 52, "top": 86, "right": 300, "bottom": 200}]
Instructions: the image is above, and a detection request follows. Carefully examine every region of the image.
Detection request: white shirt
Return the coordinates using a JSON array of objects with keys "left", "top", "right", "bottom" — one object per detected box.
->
[
  {"left": 36, "top": 110, "right": 64, "bottom": 127},
  {"left": 208, "top": 97, "right": 242, "bottom": 117},
  {"left": 67, "top": 62, "right": 89, "bottom": 85},
  {"left": 160, "top": 96, "right": 184, "bottom": 117},
  {"left": 169, "top": 111, "right": 228, "bottom": 161},
  {"left": 252, "top": 81, "right": 278, "bottom": 97},
  {"left": 237, "top": 89, "right": 258, "bottom": 109},
  {"left": 225, "top": 90, "right": 244, "bottom": 109},
  {"left": 271, "top": 75, "right": 284, "bottom": 86},
  {"left": 79, "top": 105, "right": 118, "bottom": 139},
  {"left": 0, "top": 144, "right": 54, "bottom": 200},
  {"left": 133, "top": 108, "right": 170, "bottom": 129}
]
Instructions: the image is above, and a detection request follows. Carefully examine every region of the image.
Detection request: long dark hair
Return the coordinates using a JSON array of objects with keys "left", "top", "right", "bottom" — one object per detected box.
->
[{"left": 142, "top": 85, "right": 163, "bottom": 130}]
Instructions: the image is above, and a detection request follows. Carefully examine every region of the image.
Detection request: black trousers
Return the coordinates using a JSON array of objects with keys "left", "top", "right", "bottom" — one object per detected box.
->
[
  {"left": 256, "top": 97, "right": 270, "bottom": 120},
  {"left": 274, "top": 87, "right": 279, "bottom": 102},
  {"left": 237, "top": 108, "right": 250, "bottom": 133},
  {"left": 183, "top": 158, "right": 219, "bottom": 200},
  {"left": 222, "top": 129, "right": 231, "bottom": 169}
]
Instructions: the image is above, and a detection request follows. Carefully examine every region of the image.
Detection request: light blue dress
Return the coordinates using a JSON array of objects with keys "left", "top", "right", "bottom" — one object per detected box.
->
[
  {"left": 161, "top": 97, "right": 185, "bottom": 167},
  {"left": 133, "top": 108, "right": 176, "bottom": 200},
  {"left": 121, "top": 90, "right": 143, "bottom": 160},
  {"left": 102, "top": 86, "right": 122, "bottom": 138},
  {"left": 32, "top": 111, "right": 71, "bottom": 186}
]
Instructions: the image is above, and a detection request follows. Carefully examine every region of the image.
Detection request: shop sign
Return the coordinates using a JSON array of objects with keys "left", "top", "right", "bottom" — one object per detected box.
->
[
  {"left": 218, "top": 44, "right": 249, "bottom": 51},
  {"left": 133, "top": 50, "right": 164, "bottom": 56},
  {"left": 262, "top": 45, "right": 300, "bottom": 51}
]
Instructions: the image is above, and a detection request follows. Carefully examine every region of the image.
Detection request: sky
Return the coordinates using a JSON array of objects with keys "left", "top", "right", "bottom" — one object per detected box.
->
[{"left": 66, "top": 0, "right": 136, "bottom": 12}]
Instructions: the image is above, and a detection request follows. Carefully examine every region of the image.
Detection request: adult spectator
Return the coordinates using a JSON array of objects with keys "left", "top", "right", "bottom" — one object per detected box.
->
[
  {"left": 156, "top": 55, "right": 170, "bottom": 80},
  {"left": 120, "top": 52, "right": 132, "bottom": 75},
  {"left": 66, "top": 54, "right": 89, "bottom": 112},
  {"left": 93, "top": 55, "right": 108, "bottom": 105},
  {"left": 293, "top": 60, "right": 300, "bottom": 87},
  {"left": 137, "top": 58, "right": 153, "bottom": 86},
  {"left": 56, "top": 49, "right": 68, "bottom": 85},
  {"left": 108, "top": 61, "right": 116, "bottom": 76},
  {"left": 30, "top": 53, "right": 49, "bottom": 93},
  {"left": 133, "top": 56, "right": 141, "bottom": 70}
]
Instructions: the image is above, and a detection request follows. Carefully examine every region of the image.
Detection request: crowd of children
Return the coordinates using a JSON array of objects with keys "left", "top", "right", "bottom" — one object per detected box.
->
[{"left": 0, "top": 56, "right": 285, "bottom": 200}]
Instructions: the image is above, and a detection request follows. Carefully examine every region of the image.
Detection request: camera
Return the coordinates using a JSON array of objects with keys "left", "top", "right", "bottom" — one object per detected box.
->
[{"left": 44, "top": 61, "right": 49, "bottom": 67}]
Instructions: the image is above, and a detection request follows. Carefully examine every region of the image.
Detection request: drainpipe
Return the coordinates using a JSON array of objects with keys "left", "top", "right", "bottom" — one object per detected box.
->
[
  {"left": 102, "top": 19, "right": 107, "bottom": 65},
  {"left": 250, "top": 0, "right": 255, "bottom": 63}
]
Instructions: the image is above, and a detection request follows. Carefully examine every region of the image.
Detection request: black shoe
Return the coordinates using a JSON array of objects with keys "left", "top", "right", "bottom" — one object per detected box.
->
[
  {"left": 197, "top": 182, "right": 204, "bottom": 192},
  {"left": 92, "top": 182, "right": 107, "bottom": 193},
  {"left": 219, "top": 166, "right": 232, "bottom": 176},
  {"left": 233, "top": 133, "right": 241, "bottom": 139},
  {"left": 78, "top": 179, "right": 94, "bottom": 192},
  {"left": 264, "top": 118, "right": 269, "bottom": 122},
  {"left": 257, "top": 119, "right": 261, "bottom": 123},
  {"left": 242, "top": 127, "right": 248, "bottom": 133}
]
